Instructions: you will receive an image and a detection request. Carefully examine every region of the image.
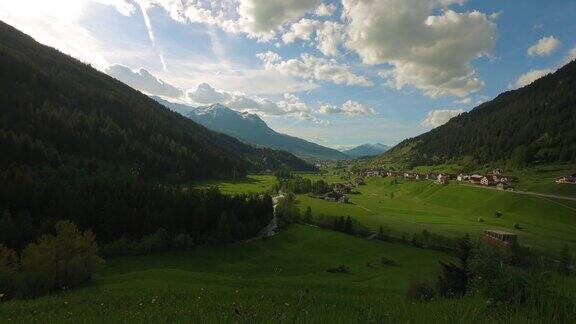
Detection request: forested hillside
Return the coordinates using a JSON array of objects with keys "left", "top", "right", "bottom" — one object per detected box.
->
[
  {"left": 155, "top": 98, "right": 349, "bottom": 162},
  {"left": 0, "top": 21, "right": 313, "bottom": 182},
  {"left": 378, "top": 60, "right": 576, "bottom": 169}
]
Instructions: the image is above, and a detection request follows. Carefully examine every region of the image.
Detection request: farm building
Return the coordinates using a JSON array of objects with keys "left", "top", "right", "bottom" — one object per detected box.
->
[{"left": 483, "top": 230, "right": 518, "bottom": 245}]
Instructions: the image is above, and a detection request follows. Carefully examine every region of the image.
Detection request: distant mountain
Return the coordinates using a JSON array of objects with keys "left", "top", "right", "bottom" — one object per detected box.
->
[
  {"left": 0, "top": 21, "right": 314, "bottom": 181},
  {"left": 342, "top": 143, "right": 390, "bottom": 158},
  {"left": 154, "top": 98, "right": 350, "bottom": 162},
  {"left": 377, "top": 60, "right": 576, "bottom": 169}
]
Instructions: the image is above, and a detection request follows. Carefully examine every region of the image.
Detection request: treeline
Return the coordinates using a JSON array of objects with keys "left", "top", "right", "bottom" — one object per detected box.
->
[
  {"left": 273, "top": 172, "right": 330, "bottom": 195},
  {"left": 0, "top": 165, "right": 274, "bottom": 250},
  {"left": 380, "top": 60, "right": 576, "bottom": 169}
]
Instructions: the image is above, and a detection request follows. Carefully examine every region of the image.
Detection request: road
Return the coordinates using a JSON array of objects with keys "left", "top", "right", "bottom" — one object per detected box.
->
[{"left": 458, "top": 183, "right": 576, "bottom": 202}]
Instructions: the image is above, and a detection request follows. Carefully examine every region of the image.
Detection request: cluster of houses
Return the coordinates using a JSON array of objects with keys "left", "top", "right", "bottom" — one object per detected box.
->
[
  {"left": 320, "top": 177, "right": 366, "bottom": 203},
  {"left": 358, "top": 168, "right": 519, "bottom": 190},
  {"left": 556, "top": 174, "right": 576, "bottom": 184}
]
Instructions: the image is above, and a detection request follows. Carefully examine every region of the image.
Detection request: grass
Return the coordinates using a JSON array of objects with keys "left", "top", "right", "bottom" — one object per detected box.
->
[
  {"left": 513, "top": 163, "right": 576, "bottom": 197},
  {"left": 192, "top": 174, "right": 276, "bottom": 194},
  {"left": 3, "top": 224, "right": 574, "bottom": 322},
  {"left": 1, "top": 225, "right": 456, "bottom": 322},
  {"left": 298, "top": 177, "right": 576, "bottom": 253}
]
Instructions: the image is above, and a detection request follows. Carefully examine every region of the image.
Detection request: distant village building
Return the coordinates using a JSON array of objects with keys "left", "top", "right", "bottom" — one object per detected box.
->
[
  {"left": 425, "top": 173, "right": 437, "bottom": 181},
  {"left": 483, "top": 230, "right": 518, "bottom": 246},
  {"left": 556, "top": 174, "right": 576, "bottom": 184},
  {"left": 437, "top": 174, "right": 449, "bottom": 185},
  {"left": 481, "top": 176, "right": 495, "bottom": 186},
  {"left": 492, "top": 168, "right": 503, "bottom": 175},
  {"left": 457, "top": 174, "right": 471, "bottom": 182},
  {"left": 468, "top": 174, "right": 483, "bottom": 184}
]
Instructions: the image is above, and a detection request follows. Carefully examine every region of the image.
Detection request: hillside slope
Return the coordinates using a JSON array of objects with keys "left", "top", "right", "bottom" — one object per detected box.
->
[
  {"left": 343, "top": 143, "right": 389, "bottom": 158},
  {"left": 378, "top": 61, "right": 576, "bottom": 169},
  {"left": 0, "top": 21, "right": 313, "bottom": 181},
  {"left": 154, "top": 98, "right": 350, "bottom": 162}
]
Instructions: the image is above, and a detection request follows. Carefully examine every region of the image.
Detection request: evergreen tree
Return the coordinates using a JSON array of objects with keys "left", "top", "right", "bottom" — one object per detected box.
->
[
  {"left": 304, "top": 206, "right": 312, "bottom": 223},
  {"left": 560, "top": 244, "right": 572, "bottom": 276},
  {"left": 344, "top": 216, "right": 353, "bottom": 234}
]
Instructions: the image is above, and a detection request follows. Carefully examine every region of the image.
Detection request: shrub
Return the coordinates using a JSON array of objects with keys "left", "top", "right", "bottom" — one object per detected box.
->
[
  {"left": 173, "top": 233, "right": 195, "bottom": 250},
  {"left": 477, "top": 217, "right": 484, "bottom": 223},
  {"left": 0, "top": 245, "right": 19, "bottom": 298},
  {"left": 326, "top": 265, "right": 350, "bottom": 274},
  {"left": 495, "top": 211, "right": 503, "bottom": 218},
  {"left": 406, "top": 281, "right": 435, "bottom": 302},
  {"left": 140, "top": 228, "right": 170, "bottom": 253},
  {"left": 381, "top": 256, "right": 398, "bottom": 266},
  {"left": 20, "top": 220, "right": 104, "bottom": 297},
  {"left": 513, "top": 223, "right": 522, "bottom": 230},
  {"left": 436, "top": 261, "right": 468, "bottom": 298}
]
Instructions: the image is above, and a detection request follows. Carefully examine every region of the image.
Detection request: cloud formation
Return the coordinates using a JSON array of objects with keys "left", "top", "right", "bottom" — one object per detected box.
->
[
  {"left": 527, "top": 36, "right": 561, "bottom": 57},
  {"left": 257, "top": 52, "right": 372, "bottom": 87},
  {"left": 515, "top": 69, "right": 553, "bottom": 88},
  {"left": 106, "top": 64, "right": 184, "bottom": 97},
  {"left": 319, "top": 100, "right": 375, "bottom": 115},
  {"left": 421, "top": 109, "right": 465, "bottom": 127},
  {"left": 342, "top": 0, "right": 497, "bottom": 98},
  {"left": 314, "top": 3, "right": 336, "bottom": 17}
]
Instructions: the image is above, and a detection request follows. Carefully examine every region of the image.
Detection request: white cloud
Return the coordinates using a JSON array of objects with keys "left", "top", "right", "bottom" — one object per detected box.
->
[
  {"left": 515, "top": 69, "right": 553, "bottom": 88},
  {"left": 258, "top": 52, "right": 373, "bottom": 87},
  {"left": 314, "top": 3, "right": 336, "bottom": 17},
  {"left": 527, "top": 36, "right": 561, "bottom": 57},
  {"left": 421, "top": 109, "right": 464, "bottom": 127},
  {"left": 186, "top": 82, "right": 232, "bottom": 103},
  {"left": 106, "top": 64, "right": 184, "bottom": 97},
  {"left": 565, "top": 46, "right": 576, "bottom": 64},
  {"left": 0, "top": 0, "right": 135, "bottom": 70},
  {"left": 454, "top": 97, "right": 472, "bottom": 104},
  {"left": 142, "top": 0, "right": 322, "bottom": 41},
  {"left": 343, "top": 0, "right": 497, "bottom": 98},
  {"left": 315, "top": 21, "right": 344, "bottom": 56},
  {"left": 282, "top": 18, "right": 319, "bottom": 44},
  {"left": 319, "top": 100, "right": 375, "bottom": 115}
]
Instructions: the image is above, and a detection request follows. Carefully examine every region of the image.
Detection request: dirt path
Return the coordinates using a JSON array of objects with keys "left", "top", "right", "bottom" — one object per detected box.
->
[{"left": 457, "top": 183, "right": 576, "bottom": 202}]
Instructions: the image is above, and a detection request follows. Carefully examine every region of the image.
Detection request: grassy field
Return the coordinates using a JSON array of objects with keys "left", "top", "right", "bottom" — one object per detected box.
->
[
  {"left": 192, "top": 174, "right": 276, "bottom": 194},
  {"left": 513, "top": 163, "right": 576, "bottom": 197},
  {"left": 1, "top": 225, "right": 458, "bottom": 322},
  {"left": 298, "top": 177, "right": 576, "bottom": 253}
]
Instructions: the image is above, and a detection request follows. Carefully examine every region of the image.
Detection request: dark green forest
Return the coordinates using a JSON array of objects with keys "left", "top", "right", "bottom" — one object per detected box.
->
[
  {"left": 0, "top": 21, "right": 313, "bottom": 183},
  {"left": 378, "top": 60, "right": 576, "bottom": 169}
]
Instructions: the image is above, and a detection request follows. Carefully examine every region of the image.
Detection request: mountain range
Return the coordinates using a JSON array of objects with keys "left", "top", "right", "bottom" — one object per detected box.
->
[
  {"left": 0, "top": 21, "right": 314, "bottom": 181},
  {"left": 377, "top": 59, "right": 576, "bottom": 169},
  {"left": 154, "top": 98, "right": 350, "bottom": 162},
  {"left": 342, "top": 143, "right": 390, "bottom": 158}
]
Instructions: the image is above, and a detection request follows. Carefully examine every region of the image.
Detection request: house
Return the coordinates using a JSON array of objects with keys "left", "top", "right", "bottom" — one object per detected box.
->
[
  {"left": 483, "top": 230, "right": 518, "bottom": 246},
  {"left": 323, "top": 191, "right": 349, "bottom": 203},
  {"left": 333, "top": 183, "right": 351, "bottom": 194},
  {"left": 437, "top": 174, "right": 449, "bottom": 185},
  {"left": 492, "top": 168, "right": 503, "bottom": 175},
  {"left": 556, "top": 174, "right": 576, "bottom": 184},
  {"left": 469, "top": 174, "right": 483, "bottom": 184},
  {"left": 481, "top": 176, "right": 495, "bottom": 186},
  {"left": 387, "top": 171, "right": 400, "bottom": 177},
  {"left": 457, "top": 173, "right": 470, "bottom": 182},
  {"left": 425, "top": 173, "right": 437, "bottom": 181},
  {"left": 415, "top": 173, "right": 424, "bottom": 180}
]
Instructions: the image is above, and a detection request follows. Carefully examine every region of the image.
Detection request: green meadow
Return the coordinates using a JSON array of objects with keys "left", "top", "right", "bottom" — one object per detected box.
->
[
  {"left": 1, "top": 225, "right": 457, "bottom": 322},
  {"left": 3, "top": 224, "right": 574, "bottom": 323},
  {"left": 297, "top": 177, "right": 576, "bottom": 253},
  {"left": 192, "top": 174, "right": 276, "bottom": 194}
]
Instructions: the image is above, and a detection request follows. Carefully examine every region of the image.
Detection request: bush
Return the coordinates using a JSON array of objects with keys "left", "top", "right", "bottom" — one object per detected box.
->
[
  {"left": 20, "top": 220, "right": 104, "bottom": 297},
  {"left": 140, "top": 228, "right": 170, "bottom": 254},
  {"left": 326, "top": 265, "right": 350, "bottom": 274},
  {"left": 406, "top": 281, "right": 435, "bottom": 302},
  {"left": 173, "top": 233, "right": 195, "bottom": 250},
  {"left": 495, "top": 211, "right": 503, "bottom": 218},
  {"left": 436, "top": 261, "right": 468, "bottom": 298},
  {"left": 0, "top": 245, "right": 19, "bottom": 298},
  {"left": 381, "top": 256, "right": 398, "bottom": 266},
  {"left": 513, "top": 223, "right": 522, "bottom": 230},
  {"left": 477, "top": 217, "right": 484, "bottom": 223}
]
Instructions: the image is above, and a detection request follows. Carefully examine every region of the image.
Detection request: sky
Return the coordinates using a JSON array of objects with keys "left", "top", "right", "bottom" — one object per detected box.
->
[{"left": 2, "top": 0, "right": 576, "bottom": 150}]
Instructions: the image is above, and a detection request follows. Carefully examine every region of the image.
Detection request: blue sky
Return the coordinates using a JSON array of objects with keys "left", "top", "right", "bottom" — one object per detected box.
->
[{"left": 2, "top": 0, "right": 575, "bottom": 150}]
